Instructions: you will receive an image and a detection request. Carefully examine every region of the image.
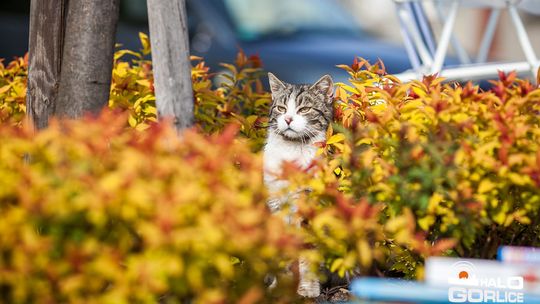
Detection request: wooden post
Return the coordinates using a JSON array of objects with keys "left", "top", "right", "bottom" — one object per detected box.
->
[
  {"left": 147, "top": 0, "right": 194, "bottom": 131},
  {"left": 26, "top": 0, "right": 66, "bottom": 129},
  {"left": 55, "top": 0, "right": 120, "bottom": 118}
]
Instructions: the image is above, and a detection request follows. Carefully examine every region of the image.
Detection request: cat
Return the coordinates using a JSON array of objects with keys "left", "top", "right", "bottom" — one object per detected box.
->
[{"left": 263, "top": 72, "right": 334, "bottom": 298}]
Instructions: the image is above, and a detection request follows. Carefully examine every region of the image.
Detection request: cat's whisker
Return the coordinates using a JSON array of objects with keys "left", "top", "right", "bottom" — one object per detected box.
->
[{"left": 301, "top": 127, "right": 319, "bottom": 141}]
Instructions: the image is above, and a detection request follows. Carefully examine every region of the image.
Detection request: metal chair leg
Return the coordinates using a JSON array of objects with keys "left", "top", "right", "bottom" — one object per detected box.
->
[
  {"left": 430, "top": 0, "right": 460, "bottom": 74},
  {"left": 508, "top": 4, "right": 539, "bottom": 76}
]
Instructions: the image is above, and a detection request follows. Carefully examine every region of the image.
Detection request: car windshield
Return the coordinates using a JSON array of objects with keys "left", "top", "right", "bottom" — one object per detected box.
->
[{"left": 223, "top": 0, "right": 362, "bottom": 41}]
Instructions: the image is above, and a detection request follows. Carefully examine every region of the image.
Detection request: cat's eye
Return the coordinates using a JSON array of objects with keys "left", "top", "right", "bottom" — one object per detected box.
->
[
  {"left": 276, "top": 106, "right": 287, "bottom": 113},
  {"left": 298, "top": 107, "right": 310, "bottom": 114}
]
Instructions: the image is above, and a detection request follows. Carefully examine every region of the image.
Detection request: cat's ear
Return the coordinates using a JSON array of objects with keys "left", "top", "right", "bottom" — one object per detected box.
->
[
  {"left": 268, "top": 72, "right": 286, "bottom": 94},
  {"left": 310, "top": 74, "right": 334, "bottom": 97}
]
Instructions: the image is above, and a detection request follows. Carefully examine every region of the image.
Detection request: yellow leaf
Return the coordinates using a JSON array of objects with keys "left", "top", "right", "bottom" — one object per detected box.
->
[
  {"left": 135, "top": 123, "right": 149, "bottom": 131},
  {"left": 400, "top": 99, "right": 425, "bottom": 113},
  {"left": 136, "top": 79, "right": 151, "bottom": 87},
  {"left": 508, "top": 173, "right": 530, "bottom": 186},
  {"left": 128, "top": 114, "right": 137, "bottom": 127},
  {"left": 411, "top": 86, "right": 427, "bottom": 98},
  {"left": 356, "top": 239, "right": 372, "bottom": 268},
  {"left": 139, "top": 32, "right": 151, "bottom": 55},
  {"left": 246, "top": 115, "right": 258, "bottom": 126},
  {"left": 478, "top": 179, "right": 496, "bottom": 194},
  {"left": 327, "top": 133, "right": 346, "bottom": 145},
  {"left": 428, "top": 193, "right": 443, "bottom": 213},
  {"left": 337, "top": 83, "right": 360, "bottom": 94},
  {"left": 493, "top": 211, "right": 506, "bottom": 225},
  {"left": 356, "top": 138, "right": 373, "bottom": 146},
  {"left": 452, "top": 113, "right": 469, "bottom": 123},
  {"left": 114, "top": 49, "right": 141, "bottom": 60},
  {"left": 418, "top": 215, "right": 435, "bottom": 231},
  {"left": 330, "top": 258, "right": 343, "bottom": 273},
  {"left": 144, "top": 107, "right": 157, "bottom": 115},
  {"left": 326, "top": 124, "right": 334, "bottom": 139},
  {"left": 514, "top": 210, "right": 531, "bottom": 225},
  {"left": 334, "top": 86, "right": 349, "bottom": 101},
  {"left": 214, "top": 254, "right": 234, "bottom": 279},
  {"left": 0, "top": 85, "right": 10, "bottom": 94},
  {"left": 332, "top": 143, "right": 345, "bottom": 152}
]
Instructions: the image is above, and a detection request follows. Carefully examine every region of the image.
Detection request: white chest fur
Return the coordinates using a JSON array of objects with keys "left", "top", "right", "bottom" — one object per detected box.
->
[
  {"left": 264, "top": 134, "right": 318, "bottom": 178},
  {"left": 263, "top": 133, "right": 321, "bottom": 213}
]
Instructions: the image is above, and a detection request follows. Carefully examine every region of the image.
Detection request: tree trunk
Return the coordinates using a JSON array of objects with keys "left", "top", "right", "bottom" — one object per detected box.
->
[
  {"left": 147, "top": 0, "right": 194, "bottom": 131},
  {"left": 55, "top": 0, "right": 120, "bottom": 118},
  {"left": 26, "top": 0, "right": 67, "bottom": 129}
]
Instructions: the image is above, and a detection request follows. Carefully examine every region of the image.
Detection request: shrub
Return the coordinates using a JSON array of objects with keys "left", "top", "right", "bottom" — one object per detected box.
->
[
  {"left": 190, "top": 51, "right": 270, "bottom": 151},
  {"left": 109, "top": 40, "right": 270, "bottom": 150},
  {"left": 2, "top": 35, "right": 540, "bottom": 301},
  {"left": 1, "top": 33, "right": 270, "bottom": 150},
  {"left": 0, "top": 112, "right": 301, "bottom": 303},
  {"left": 292, "top": 59, "right": 540, "bottom": 279}
]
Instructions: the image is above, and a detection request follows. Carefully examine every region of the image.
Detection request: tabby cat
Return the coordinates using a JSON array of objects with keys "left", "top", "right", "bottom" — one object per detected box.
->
[{"left": 263, "top": 73, "right": 334, "bottom": 298}]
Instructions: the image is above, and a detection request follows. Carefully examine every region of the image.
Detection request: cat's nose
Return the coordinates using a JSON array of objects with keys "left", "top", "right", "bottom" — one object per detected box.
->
[{"left": 284, "top": 116, "right": 293, "bottom": 125}]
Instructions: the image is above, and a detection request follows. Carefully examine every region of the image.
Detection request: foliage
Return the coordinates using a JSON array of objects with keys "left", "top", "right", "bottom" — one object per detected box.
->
[
  {"left": 1, "top": 33, "right": 540, "bottom": 300},
  {"left": 0, "top": 54, "right": 27, "bottom": 126},
  {"left": 190, "top": 51, "right": 270, "bottom": 151},
  {"left": 108, "top": 35, "right": 157, "bottom": 131},
  {"left": 111, "top": 37, "right": 270, "bottom": 150},
  {"left": 0, "top": 112, "right": 301, "bottom": 304},
  {"left": 292, "top": 58, "right": 540, "bottom": 278},
  {"left": 2, "top": 33, "right": 270, "bottom": 150}
]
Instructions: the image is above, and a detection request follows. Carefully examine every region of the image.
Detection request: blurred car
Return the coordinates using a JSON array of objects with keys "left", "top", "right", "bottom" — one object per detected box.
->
[
  {"left": 185, "top": 0, "right": 412, "bottom": 83},
  {"left": 0, "top": 0, "right": 413, "bottom": 84}
]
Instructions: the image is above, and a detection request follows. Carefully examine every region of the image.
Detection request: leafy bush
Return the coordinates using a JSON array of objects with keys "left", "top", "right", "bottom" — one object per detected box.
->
[
  {"left": 2, "top": 34, "right": 540, "bottom": 301},
  {"left": 0, "top": 112, "right": 301, "bottom": 303},
  {"left": 110, "top": 40, "right": 270, "bottom": 150},
  {"left": 1, "top": 33, "right": 270, "bottom": 150},
  {"left": 0, "top": 35, "right": 287, "bottom": 303},
  {"left": 292, "top": 59, "right": 540, "bottom": 279}
]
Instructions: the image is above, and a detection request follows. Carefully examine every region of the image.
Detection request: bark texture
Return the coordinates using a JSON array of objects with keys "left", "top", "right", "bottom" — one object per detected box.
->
[
  {"left": 55, "top": 0, "right": 120, "bottom": 118},
  {"left": 27, "top": 0, "right": 67, "bottom": 129},
  {"left": 147, "top": 0, "right": 194, "bottom": 131}
]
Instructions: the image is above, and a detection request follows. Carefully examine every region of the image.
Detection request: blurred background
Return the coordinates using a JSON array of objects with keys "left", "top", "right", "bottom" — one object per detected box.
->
[{"left": 1, "top": 0, "right": 539, "bottom": 84}]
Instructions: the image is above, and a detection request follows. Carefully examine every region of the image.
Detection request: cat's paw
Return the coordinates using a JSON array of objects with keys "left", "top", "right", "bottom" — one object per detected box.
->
[{"left": 297, "top": 279, "right": 320, "bottom": 298}]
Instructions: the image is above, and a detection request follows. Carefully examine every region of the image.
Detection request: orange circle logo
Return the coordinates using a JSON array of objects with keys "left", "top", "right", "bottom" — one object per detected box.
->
[{"left": 458, "top": 271, "right": 469, "bottom": 279}]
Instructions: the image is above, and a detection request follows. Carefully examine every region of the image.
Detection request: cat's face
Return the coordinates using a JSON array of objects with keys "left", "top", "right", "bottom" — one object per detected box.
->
[{"left": 267, "top": 73, "right": 334, "bottom": 142}]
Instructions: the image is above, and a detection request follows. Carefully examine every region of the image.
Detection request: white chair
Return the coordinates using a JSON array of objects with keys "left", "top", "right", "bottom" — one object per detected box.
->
[{"left": 392, "top": 0, "right": 540, "bottom": 82}]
